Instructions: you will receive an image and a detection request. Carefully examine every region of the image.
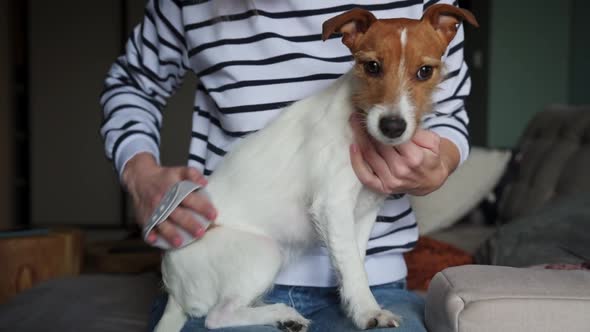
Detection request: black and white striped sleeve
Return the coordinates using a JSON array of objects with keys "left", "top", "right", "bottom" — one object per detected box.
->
[
  {"left": 421, "top": 0, "right": 471, "bottom": 164},
  {"left": 99, "top": 0, "right": 190, "bottom": 177}
]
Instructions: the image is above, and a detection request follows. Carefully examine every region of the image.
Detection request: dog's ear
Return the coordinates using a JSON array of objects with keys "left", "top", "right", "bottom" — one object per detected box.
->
[
  {"left": 422, "top": 4, "right": 479, "bottom": 46},
  {"left": 322, "top": 8, "right": 377, "bottom": 50}
]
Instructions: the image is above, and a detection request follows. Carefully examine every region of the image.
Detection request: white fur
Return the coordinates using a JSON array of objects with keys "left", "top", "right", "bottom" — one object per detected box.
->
[
  {"left": 366, "top": 104, "right": 389, "bottom": 141},
  {"left": 399, "top": 29, "right": 407, "bottom": 84},
  {"left": 155, "top": 72, "right": 402, "bottom": 332},
  {"left": 396, "top": 91, "right": 417, "bottom": 143},
  {"left": 400, "top": 28, "right": 407, "bottom": 49}
]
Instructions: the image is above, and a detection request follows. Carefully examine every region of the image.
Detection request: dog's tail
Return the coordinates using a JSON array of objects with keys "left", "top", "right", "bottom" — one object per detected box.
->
[{"left": 154, "top": 295, "right": 187, "bottom": 332}]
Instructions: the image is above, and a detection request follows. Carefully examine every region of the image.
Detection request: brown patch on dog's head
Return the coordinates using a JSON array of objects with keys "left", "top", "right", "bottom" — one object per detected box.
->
[{"left": 322, "top": 5, "right": 478, "bottom": 145}]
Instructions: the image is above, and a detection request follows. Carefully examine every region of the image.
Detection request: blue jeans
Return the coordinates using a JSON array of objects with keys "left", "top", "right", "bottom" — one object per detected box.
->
[{"left": 148, "top": 280, "right": 426, "bottom": 331}]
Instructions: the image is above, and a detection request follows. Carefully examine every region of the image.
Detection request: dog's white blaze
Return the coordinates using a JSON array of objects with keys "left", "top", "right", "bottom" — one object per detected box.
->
[
  {"left": 400, "top": 28, "right": 407, "bottom": 48},
  {"left": 397, "top": 90, "right": 416, "bottom": 143},
  {"left": 394, "top": 29, "right": 415, "bottom": 144},
  {"left": 365, "top": 29, "right": 415, "bottom": 145},
  {"left": 398, "top": 28, "right": 407, "bottom": 82}
]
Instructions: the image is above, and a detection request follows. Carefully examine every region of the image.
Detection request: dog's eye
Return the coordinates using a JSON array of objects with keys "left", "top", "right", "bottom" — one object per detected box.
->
[
  {"left": 364, "top": 61, "right": 381, "bottom": 76},
  {"left": 416, "top": 65, "right": 433, "bottom": 81}
]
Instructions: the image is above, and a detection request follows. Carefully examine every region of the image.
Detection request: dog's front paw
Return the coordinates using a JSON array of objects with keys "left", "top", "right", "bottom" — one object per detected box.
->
[{"left": 355, "top": 309, "right": 401, "bottom": 329}]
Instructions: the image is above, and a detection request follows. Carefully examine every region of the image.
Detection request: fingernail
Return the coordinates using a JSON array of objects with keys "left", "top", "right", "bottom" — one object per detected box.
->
[
  {"left": 147, "top": 233, "right": 157, "bottom": 243},
  {"left": 196, "top": 228, "right": 206, "bottom": 238},
  {"left": 173, "top": 237, "right": 182, "bottom": 247},
  {"left": 351, "top": 144, "right": 358, "bottom": 153}
]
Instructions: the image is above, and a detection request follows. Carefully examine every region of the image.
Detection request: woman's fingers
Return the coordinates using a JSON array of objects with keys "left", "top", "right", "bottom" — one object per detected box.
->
[
  {"left": 182, "top": 192, "right": 217, "bottom": 221},
  {"left": 411, "top": 129, "right": 440, "bottom": 154},
  {"left": 168, "top": 206, "right": 205, "bottom": 238},
  {"left": 156, "top": 220, "right": 182, "bottom": 247}
]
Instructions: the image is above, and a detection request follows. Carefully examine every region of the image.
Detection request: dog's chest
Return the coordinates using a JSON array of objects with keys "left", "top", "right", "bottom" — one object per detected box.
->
[{"left": 205, "top": 74, "right": 359, "bottom": 239}]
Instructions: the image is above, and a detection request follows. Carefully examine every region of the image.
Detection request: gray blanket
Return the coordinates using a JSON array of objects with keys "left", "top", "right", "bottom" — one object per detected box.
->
[
  {"left": 477, "top": 193, "right": 590, "bottom": 266},
  {"left": 0, "top": 273, "right": 160, "bottom": 332}
]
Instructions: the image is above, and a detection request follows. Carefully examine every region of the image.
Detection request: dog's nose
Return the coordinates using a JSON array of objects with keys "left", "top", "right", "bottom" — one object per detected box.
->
[{"left": 379, "top": 116, "right": 407, "bottom": 138}]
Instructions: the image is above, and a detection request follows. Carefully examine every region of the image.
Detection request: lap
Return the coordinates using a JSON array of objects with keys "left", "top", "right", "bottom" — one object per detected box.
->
[
  {"left": 150, "top": 281, "right": 426, "bottom": 332},
  {"left": 181, "top": 320, "right": 282, "bottom": 332},
  {"left": 307, "top": 283, "right": 426, "bottom": 332}
]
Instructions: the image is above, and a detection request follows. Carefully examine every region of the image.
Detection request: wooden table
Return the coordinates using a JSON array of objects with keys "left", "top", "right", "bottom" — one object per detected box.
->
[
  {"left": 0, "top": 228, "right": 83, "bottom": 303},
  {"left": 83, "top": 238, "right": 162, "bottom": 274}
]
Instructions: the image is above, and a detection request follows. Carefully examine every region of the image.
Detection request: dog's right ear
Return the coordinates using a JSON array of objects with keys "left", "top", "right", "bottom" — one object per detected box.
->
[{"left": 322, "top": 8, "right": 377, "bottom": 50}]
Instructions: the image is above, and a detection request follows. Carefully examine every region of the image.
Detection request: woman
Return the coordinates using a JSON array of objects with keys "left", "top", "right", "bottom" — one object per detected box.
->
[{"left": 100, "top": 1, "right": 472, "bottom": 331}]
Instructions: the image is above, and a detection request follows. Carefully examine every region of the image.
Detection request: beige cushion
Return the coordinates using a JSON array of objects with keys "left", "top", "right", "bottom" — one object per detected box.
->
[
  {"left": 412, "top": 147, "right": 511, "bottom": 235},
  {"left": 425, "top": 265, "right": 590, "bottom": 332}
]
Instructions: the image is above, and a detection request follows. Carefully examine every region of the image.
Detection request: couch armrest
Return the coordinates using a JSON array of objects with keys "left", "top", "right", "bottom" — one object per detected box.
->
[{"left": 425, "top": 265, "right": 590, "bottom": 332}]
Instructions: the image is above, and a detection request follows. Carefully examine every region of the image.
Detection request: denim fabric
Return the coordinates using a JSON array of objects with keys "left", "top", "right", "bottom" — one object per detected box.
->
[{"left": 149, "top": 280, "right": 426, "bottom": 332}]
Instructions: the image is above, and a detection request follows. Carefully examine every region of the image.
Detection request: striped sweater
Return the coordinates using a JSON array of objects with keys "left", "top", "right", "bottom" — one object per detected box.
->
[{"left": 100, "top": 0, "right": 471, "bottom": 287}]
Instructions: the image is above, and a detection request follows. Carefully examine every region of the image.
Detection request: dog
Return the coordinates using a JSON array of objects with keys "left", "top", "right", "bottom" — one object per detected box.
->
[{"left": 155, "top": 5, "right": 478, "bottom": 331}]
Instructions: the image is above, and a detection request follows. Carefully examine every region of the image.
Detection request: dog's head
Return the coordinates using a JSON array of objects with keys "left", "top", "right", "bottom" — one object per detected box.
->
[{"left": 322, "top": 4, "right": 478, "bottom": 145}]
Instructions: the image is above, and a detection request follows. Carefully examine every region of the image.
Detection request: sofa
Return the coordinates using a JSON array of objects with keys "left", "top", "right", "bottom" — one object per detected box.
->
[
  {"left": 1, "top": 104, "right": 589, "bottom": 332},
  {"left": 423, "top": 104, "right": 590, "bottom": 331}
]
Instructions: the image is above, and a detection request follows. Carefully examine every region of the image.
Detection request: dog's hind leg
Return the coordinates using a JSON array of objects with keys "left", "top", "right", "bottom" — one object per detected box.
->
[
  {"left": 154, "top": 295, "right": 186, "bottom": 332},
  {"left": 206, "top": 301, "right": 309, "bottom": 332},
  {"left": 203, "top": 229, "right": 309, "bottom": 332}
]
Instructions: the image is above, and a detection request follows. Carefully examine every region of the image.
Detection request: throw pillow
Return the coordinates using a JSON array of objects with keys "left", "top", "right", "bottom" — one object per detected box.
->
[
  {"left": 404, "top": 236, "right": 474, "bottom": 291},
  {"left": 411, "top": 146, "right": 511, "bottom": 235}
]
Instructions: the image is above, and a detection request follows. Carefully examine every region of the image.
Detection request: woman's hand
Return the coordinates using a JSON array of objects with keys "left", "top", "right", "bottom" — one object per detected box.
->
[
  {"left": 122, "top": 153, "right": 217, "bottom": 248},
  {"left": 349, "top": 113, "right": 458, "bottom": 196}
]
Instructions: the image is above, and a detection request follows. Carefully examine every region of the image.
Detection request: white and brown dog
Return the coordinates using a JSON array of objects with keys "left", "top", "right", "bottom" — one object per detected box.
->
[{"left": 155, "top": 5, "right": 477, "bottom": 332}]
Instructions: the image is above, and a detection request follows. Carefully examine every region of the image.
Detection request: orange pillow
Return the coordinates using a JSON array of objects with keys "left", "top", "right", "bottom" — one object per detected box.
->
[{"left": 404, "top": 236, "right": 474, "bottom": 291}]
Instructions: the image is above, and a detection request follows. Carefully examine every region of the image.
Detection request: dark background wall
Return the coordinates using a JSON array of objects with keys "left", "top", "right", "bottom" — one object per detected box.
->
[
  {"left": 462, "top": 0, "right": 589, "bottom": 148},
  {"left": 0, "top": 1, "right": 14, "bottom": 230},
  {"left": 0, "top": 0, "right": 588, "bottom": 230},
  {"left": 570, "top": 0, "right": 590, "bottom": 105},
  {"left": 487, "top": 1, "right": 573, "bottom": 148}
]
